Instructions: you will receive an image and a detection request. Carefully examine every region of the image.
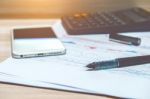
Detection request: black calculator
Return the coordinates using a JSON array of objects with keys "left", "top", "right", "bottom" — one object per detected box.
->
[{"left": 61, "top": 7, "right": 150, "bottom": 35}]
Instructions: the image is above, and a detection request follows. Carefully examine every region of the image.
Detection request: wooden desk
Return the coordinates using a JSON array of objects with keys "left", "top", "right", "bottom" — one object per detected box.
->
[
  {"left": 0, "top": 0, "right": 149, "bottom": 18},
  {"left": 0, "top": 20, "right": 113, "bottom": 99}
]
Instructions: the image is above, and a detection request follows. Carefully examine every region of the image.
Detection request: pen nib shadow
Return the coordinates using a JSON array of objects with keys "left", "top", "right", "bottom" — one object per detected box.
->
[{"left": 86, "top": 69, "right": 97, "bottom": 71}]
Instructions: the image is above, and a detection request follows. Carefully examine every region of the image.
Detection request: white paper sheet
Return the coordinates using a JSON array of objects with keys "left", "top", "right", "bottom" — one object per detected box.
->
[
  {"left": 1, "top": 20, "right": 150, "bottom": 98},
  {"left": 0, "top": 31, "right": 150, "bottom": 98},
  {"left": 0, "top": 71, "right": 93, "bottom": 92}
]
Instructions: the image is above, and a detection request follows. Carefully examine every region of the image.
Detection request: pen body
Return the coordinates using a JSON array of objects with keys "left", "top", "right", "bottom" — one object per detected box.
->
[
  {"left": 118, "top": 55, "right": 150, "bottom": 67},
  {"left": 86, "top": 55, "right": 150, "bottom": 70}
]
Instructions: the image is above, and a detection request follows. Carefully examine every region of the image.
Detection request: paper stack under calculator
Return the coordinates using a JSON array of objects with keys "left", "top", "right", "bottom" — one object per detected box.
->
[{"left": 0, "top": 21, "right": 150, "bottom": 99}]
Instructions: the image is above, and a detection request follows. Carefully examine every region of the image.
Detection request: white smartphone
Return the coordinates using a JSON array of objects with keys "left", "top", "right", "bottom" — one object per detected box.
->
[{"left": 11, "top": 26, "right": 66, "bottom": 58}]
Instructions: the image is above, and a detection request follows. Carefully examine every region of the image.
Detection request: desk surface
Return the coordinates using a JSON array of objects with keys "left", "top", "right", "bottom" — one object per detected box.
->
[{"left": 0, "top": 20, "right": 112, "bottom": 99}]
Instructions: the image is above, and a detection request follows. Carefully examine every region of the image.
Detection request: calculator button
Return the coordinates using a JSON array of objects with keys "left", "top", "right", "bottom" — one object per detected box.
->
[
  {"left": 81, "top": 13, "right": 88, "bottom": 17},
  {"left": 74, "top": 14, "right": 82, "bottom": 18}
]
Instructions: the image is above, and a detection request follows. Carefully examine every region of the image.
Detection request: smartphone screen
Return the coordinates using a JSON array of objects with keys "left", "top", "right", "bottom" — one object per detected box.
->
[
  {"left": 13, "top": 27, "right": 56, "bottom": 39},
  {"left": 12, "top": 27, "right": 66, "bottom": 58}
]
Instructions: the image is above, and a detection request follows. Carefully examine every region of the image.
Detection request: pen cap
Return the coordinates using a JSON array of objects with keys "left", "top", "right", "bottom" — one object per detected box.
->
[{"left": 109, "top": 34, "right": 141, "bottom": 46}]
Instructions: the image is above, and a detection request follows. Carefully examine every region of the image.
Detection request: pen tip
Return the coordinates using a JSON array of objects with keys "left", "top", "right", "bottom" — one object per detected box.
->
[{"left": 86, "top": 62, "right": 96, "bottom": 69}]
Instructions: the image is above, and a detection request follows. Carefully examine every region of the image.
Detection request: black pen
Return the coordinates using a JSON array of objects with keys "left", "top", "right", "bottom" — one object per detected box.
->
[
  {"left": 109, "top": 34, "right": 141, "bottom": 46},
  {"left": 86, "top": 55, "right": 150, "bottom": 70}
]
